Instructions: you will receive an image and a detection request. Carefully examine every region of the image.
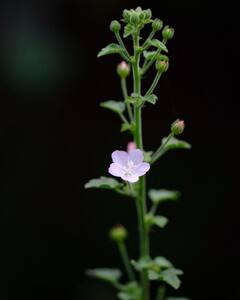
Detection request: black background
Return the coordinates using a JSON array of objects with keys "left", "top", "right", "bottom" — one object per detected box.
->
[{"left": 0, "top": 0, "right": 238, "bottom": 299}]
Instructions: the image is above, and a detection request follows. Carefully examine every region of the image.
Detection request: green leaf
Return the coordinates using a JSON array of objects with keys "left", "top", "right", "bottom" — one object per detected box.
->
[
  {"left": 145, "top": 214, "right": 168, "bottom": 229},
  {"left": 121, "top": 123, "right": 131, "bottom": 133},
  {"left": 148, "top": 39, "right": 168, "bottom": 52},
  {"left": 100, "top": 100, "right": 125, "bottom": 114},
  {"left": 98, "top": 43, "right": 122, "bottom": 58},
  {"left": 144, "top": 151, "right": 153, "bottom": 163},
  {"left": 148, "top": 189, "right": 180, "bottom": 204},
  {"left": 162, "top": 137, "right": 192, "bottom": 152},
  {"left": 143, "top": 51, "right": 157, "bottom": 61},
  {"left": 143, "top": 94, "right": 158, "bottom": 104},
  {"left": 84, "top": 176, "right": 120, "bottom": 189},
  {"left": 148, "top": 270, "right": 161, "bottom": 280},
  {"left": 160, "top": 268, "right": 183, "bottom": 290},
  {"left": 154, "top": 256, "right": 173, "bottom": 269},
  {"left": 124, "top": 24, "right": 134, "bottom": 38},
  {"left": 86, "top": 268, "right": 122, "bottom": 283},
  {"left": 131, "top": 257, "right": 152, "bottom": 271},
  {"left": 117, "top": 282, "right": 142, "bottom": 300}
]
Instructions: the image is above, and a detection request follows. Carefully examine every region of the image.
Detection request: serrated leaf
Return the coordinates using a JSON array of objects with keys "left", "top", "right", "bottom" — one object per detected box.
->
[
  {"left": 152, "top": 215, "right": 168, "bottom": 228},
  {"left": 160, "top": 268, "right": 183, "bottom": 290},
  {"left": 124, "top": 24, "right": 134, "bottom": 38},
  {"left": 86, "top": 268, "right": 122, "bottom": 283},
  {"left": 85, "top": 176, "right": 120, "bottom": 189},
  {"left": 143, "top": 51, "right": 157, "bottom": 61},
  {"left": 154, "top": 256, "right": 173, "bottom": 269},
  {"left": 98, "top": 43, "right": 122, "bottom": 58},
  {"left": 148, "top": 39, "right": 168, "bottom": 52},
  {"left": 148, "top": 189, "right": 180, "bottom": 204},
  {"left": 100, "top": 100, "right": 125, "bottom": 114},
  {"left": 143, "top": 94, "right": 158, "bottom": 104},
  {"left": 162, "top": 137, "right": 192, "bottom": 152}
]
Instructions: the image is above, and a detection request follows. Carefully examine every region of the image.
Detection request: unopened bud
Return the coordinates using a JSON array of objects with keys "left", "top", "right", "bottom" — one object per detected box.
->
[
  {"left": 152, "top": 18, "right": 163, "bottom": 31},
  {"left": 145, "top": 9, "right": 152, "bottom": 20},
  {"left": 171, "top": 119, "right": 185, "bottom": 135},
  {"left": 162, "top": 25, "right": 175, "bottom": 40},
  {"left": 127, "top": 141, "right": 136, "bottom": 153},
  {"left": 130, "top": 12, "right": 140, "bottom": 25},
  {"left": 123, "top": 10, "right": 131, "bottom": 23},
  {"left": 110, "top": 20, "right": 121, "bottom": 33},
  {"left": 109, "top": 225, "right": 128, "bottom": 243},
  {"left": 117, "top": 61, "right": 130, "bottom": 78},
  {"left": 155, "top": 55, "right": 169, "bottom": 73}
]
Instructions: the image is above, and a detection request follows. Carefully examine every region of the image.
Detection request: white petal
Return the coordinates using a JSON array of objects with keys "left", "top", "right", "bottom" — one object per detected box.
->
[
  {"left": 112, "top": 150, "right": 129, "bottom": 166},
  {"left": 121, "top": 173, "right": 139, "bottom": 183},
  {"left": 129, "top": 149, "right": 144, "bottom": 165},
  {"left": 134, "top": 162, "right": 150, "bottom": 176},
  {"left": 108, "top": 163, "right": 123, "bottom": 177}
]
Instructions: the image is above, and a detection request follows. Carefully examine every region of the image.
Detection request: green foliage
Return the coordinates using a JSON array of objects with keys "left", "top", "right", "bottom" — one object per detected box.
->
[
  {"left": 100, "top": 100, "right": 125, "bottom": 114},
  {"left": 162, "top": 137, "right": 191, "bottom": 152},
  {"left": 147, "top": 39, "right": 168, "bottom": 52},
  {"left": 166, "top": 298, "right": 191, "bottom": 300},
  {"left": 117, "top": 282, "right": 142, "bottom": 300},
  {"left": 124, "top": 24, "right": 134, "bottom": 38},
  {"left": 84, "top": 176, "right": 120, "bottom": 190},
  {"left": 143, "top": 151, "right": 153, "bottom": 163},
  {"left": 145, "top": 214, "right": 168, "bottom": 229},
  {"left": 143, "top": 51, "right": 158, "bottom": 61},
  {"left": 148, "top": 189, "right": 180, "bottom": 204},
  {"left": 86, "top": 268, "right": 122, "bottom": 284},
  {"left": 148, "top": 268, "right": 183, "bottom": 289},
  {"left": 143, "top": 94, "right": 158, "bottom": 104},
  {"left": 98, "top": 43, "right": 123, "bottom": 57}
]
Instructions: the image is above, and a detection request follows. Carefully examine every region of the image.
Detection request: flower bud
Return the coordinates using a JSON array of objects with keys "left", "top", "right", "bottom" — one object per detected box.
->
[
  {"left": 130, "top": 12, "right": 140, "bottom": 25},
  {"left": 162, "top": 25, "right": 175, "bottom": 40},
  {"left": 152, "top": 18, "right": 163, "bottom": 31},
  {"left": 117, "top": 61, "right": 130, "bottom": 78},
  {"left": 145, "top": 9, "right": 152, "bottom": 20},
  {"left": 123, "top": 10, "right": 131, "bottom": 23},
  {"left": 110, "top": 20, "right": 121, "bottom": 33},
  {"left": 127, "top": 141, "right": 136, "bottom": 153},
  {"left": 109, "top": 225, "right": 128, "bottom": 243},
  {"left": 171, "top": 119, "right": 185, "bottom": 135},
  {"left": 155, "top": 55, "right": 169, "bottom": 73}
]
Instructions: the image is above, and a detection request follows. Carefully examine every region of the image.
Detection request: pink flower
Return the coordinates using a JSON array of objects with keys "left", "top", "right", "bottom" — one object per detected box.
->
[
  {"left": 127, "top": 142, "right": 136, "bottom": 153},
  {"left": 108, "top": 149, "right": 150, "bottom": 183}
]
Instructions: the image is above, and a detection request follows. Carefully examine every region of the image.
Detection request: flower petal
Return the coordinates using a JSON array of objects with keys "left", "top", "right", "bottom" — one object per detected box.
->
[
  {"left": 134, "top": 162, "right": 150, "bottom": 176},
  {"left": 112, "top": 150, "right": 129, "bottom": 166},
  {"left": 129, "top": 149, "right": 144, "bottom": 165},
  {"left": 108, "top": 163, "right": 123, "bottom": 177},
  {"left": 121, "top": 173, "right": 139, "bottom": 183}
]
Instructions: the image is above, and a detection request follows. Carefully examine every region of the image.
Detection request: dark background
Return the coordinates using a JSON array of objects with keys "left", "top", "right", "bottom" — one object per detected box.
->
[{"left": 0, "top": 0, "right": 238, "bottom": 299}]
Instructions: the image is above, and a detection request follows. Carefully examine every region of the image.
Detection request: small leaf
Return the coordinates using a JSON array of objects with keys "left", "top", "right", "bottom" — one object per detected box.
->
[
  {"left": 148, "top": 39, "right": 168, "bottom": 52},
  {"left": 160, "top": 268, "right": 183, "bottom": 290},
  {"left": 100, "top": 100, "right": 125, "bottom": 114},
  {"left": 98, "top": 43, "right": 122, "bottom": 58},
  {"left": 131, "top": 257, "right": 152, "bottom": 271},
  {"left": 121, "top": 123, "right": 131, "bottom": 133},
  {"left": 143, "top": 51, "right": 157, "bottom": 61},
  {"left": 154, "top": 256, "right": 173, "bottom": 269},
  {"left": 85, "top": 176, "right": 120, "bottom": 189},
  {"left": 148, "top": 189, "right": 180, "bottom": 204},
  {"left": 143, "top": 94, "right": 158, "bottom": 104},
  {"left": 117, "top": 282, "right": 142, "bottom": 300},
  {"left": 144, "top": 151, "right": 153, "bottom": 163},
  {"left": 145, "top": 214, "right": 168, "bottom": 229},
  {"left": 86, "top": 268, "right": 122, "bottom": 283},
  {"left": 162, "top": 137, "right": 192, "bottom": 152},
  {"left": 124, "top": 24, "right": 134, "bottom": 38},
  {"left": 148, "top": 270, "right": 160, "bottom": 281}
]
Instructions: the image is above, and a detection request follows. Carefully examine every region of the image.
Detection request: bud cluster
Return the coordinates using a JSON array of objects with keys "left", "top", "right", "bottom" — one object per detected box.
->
[{"left": 123, "top": 7, "right": 152, "bottom": 28}]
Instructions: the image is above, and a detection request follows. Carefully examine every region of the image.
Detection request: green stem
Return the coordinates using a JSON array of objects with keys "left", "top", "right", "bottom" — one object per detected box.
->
[
  {"left": 151, "top": 133, "right": 173, "bottom": 164},
  {"left": 118, "top": 112, "right": 130, "bottom": 126},
  {"left": 142, "top": 29, "right": 156, "bottom": 50},
  {"left": 132, "top": 31, "right": 150, "bottom": 300},
  {"left": 115, "top": 32, "right": 131, "bottom": 62},
  {"left": 145, "top": 71, "right": 162, "bottom": 97},
  {"left": 121, "top": 78, "right": 133, "bottom": 122},
  {"left": 149, "top": 203, "right": 158, "bottom": 215},
  {"left": 118, "top": 241, "right": 136, "bottom": 282}
]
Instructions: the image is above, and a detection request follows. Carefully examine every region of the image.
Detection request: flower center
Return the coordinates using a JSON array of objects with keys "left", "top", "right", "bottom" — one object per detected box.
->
[{"left": 123, "top": 160, "right": 135, "bottom": 176}]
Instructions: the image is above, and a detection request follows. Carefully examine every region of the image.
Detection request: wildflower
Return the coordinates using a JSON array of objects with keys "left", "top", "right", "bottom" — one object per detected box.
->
[{"left": 109, "top": 149, "right": 150, "bottom": 183}]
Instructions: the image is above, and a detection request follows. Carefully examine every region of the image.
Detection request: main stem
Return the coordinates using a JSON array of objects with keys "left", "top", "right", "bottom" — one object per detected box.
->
[{"left": 132, "top": 31, "right": 150, "bottom": 300}]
